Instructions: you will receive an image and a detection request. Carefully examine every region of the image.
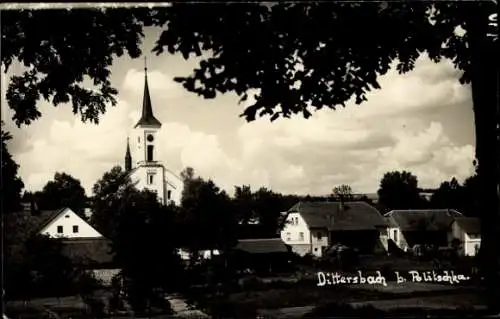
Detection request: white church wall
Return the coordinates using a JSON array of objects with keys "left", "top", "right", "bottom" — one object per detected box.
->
[{"left": 165, "top": 169, "right": 183, "bottom": 206}]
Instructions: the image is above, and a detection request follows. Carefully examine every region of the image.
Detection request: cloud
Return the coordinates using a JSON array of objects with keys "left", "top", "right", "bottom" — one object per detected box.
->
[{"left": 8, "top": 53, "right": 475, "bottom": 198}]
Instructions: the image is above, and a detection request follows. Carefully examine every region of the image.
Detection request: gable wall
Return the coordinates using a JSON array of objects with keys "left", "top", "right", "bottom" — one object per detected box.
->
[{"left": 40, "top": 208, "right": 103, "bottom": 239}]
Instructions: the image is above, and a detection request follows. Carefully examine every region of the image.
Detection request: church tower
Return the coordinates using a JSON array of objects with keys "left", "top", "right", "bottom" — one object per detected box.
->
[
  {"left": 133, "top": 61, "right": 162, "bottom": 166},
  {"left": 126, "top": 58, "right": 184, "bottom": 207}
]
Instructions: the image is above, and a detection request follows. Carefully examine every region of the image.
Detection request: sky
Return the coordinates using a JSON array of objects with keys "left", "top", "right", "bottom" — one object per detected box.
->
[{"left": 2, "top": 26, "right": 476, "bottom": 197}]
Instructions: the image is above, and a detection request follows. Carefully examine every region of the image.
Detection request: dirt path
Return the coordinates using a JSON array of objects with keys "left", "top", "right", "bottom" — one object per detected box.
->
[{"left": 164, "top": 294, "right": 209, "bottom": 318}]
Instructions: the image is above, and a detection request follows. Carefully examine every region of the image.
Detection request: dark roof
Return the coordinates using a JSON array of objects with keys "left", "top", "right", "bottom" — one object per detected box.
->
[
  {"left": 134, "top": 69, "right": 162, "bottom": 128},
  {"left": 60, "top": 238, "right": 114, "bottom": 265},
  {"left": 234, "top": 238, "right": 289, "bottom": 254},
  {"left": 288, "top": 201, "right": 387, "bottom": 231},
  {"left": 454, "top": 217, "right": 481, "bottom": 235},
  {"left": 385, "top": 209, "right": 462, "bottom": 231},
  {"left": 32, "top": 208, "right": 67, "bottom": 233}
]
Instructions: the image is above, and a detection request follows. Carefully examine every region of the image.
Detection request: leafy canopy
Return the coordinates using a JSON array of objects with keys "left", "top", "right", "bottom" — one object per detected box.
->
[
  {"left": 35, "top": 172, "right": 88, "bottom": 217},
  {"left": 377, "top": 170, "right": 424, "bottom": 211},
  {"left": 1, "top": 121, "right": 24, "bottom": 213},
  {"left": 2, "top": 3, "right": 496, "bottom": 126}
]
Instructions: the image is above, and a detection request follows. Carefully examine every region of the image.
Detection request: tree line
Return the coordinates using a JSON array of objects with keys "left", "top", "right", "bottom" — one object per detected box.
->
[{"left": 1, "top": 118, "right": 482, "bottom": 314}]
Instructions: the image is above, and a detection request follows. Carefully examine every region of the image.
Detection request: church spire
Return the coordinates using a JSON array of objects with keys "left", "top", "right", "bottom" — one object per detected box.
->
[
  {"left": 125, "top": 137, "right": 132, "bottom": 172},
  {"left": 134, "top": 57, "right": 162, "bottom": 128}
]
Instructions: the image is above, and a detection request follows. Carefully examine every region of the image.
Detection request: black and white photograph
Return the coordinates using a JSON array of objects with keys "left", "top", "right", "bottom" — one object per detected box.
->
[{"left": 1, "top": 2, "right": 499, "bottom": 318}]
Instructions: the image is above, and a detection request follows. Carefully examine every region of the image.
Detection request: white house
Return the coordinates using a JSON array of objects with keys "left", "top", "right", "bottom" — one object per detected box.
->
[
  {"left": 38, "top": 207, "right": 103, "bottom": 239},
  {"left": 281, "top": 210, "right": 322, "bottom": 257},
  {"left": 448, "top": 217, "right": 481, "bottom": 256},
  {"left": 281, "top": 201, "right": 387, "bottom": 257},
  {"left": 123, "top": 65, "right": 183, "bottom": 206}
]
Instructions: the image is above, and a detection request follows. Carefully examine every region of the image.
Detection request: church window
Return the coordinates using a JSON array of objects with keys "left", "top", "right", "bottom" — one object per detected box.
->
[
  {"left": 138, "top": 136, "right": 140, "bottom": 143},
  {"left": 148, "top": 174, "right": 154, "bottom": 185},
  {"left": 147, "top": 145, "right": 154, "bottom": 161},
  {"left": 167, "top": 190, "right": 172, "bottom": 199}
]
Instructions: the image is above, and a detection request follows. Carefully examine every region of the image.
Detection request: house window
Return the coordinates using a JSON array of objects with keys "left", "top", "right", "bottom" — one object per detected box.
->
[
  {"left": 138, "top": 136, "right": 140, "bottom": 143},
  {"left": 148, "top": 173, "right": 154, "bottom": 185},
  {"left": 65, "top": 215, "right": 70, "bottom": 218},
  {"left": 167, "top": 190, "right": 172, "bottom": 199},
  {"left": 285, "top": 232, "right": 291, "bottom": 241},
  {"left": 314, "top": 248, "right": 318, "bottom": 252},
  {"left": 147, "top": 145, "right": 154, "bottom": 161},
  {"left": 317, "top": 232, "right": 322, "bottom": 239},
  {"left": 73, "top": 225, "right": 79, "bottom": 233},
  {"left": 299, "top": 232, "right": 304, "bottom": 241},
  {"left": 57, "top": 226, "right": 63, "bottom": 234},
  {"left": 393, "top": 229, "right": 398, "bottom": 243},
  {"left": 294, "top": 217, "right": 299, "bottom": 225}
]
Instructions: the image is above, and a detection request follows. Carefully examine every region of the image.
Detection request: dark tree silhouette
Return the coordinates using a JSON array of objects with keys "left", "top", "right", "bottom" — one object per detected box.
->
[
  {"left": 1, "top": 121, "right": 25, "bottom": 214},
  {"left": 378, "top": 171, "right": 424, "bottom": 211},
  {"left": 332, "top": 184, "right": 354, "bottom": 202},
  {"left": 233, "top": 185, "right": 257, "bottom": 225},
  {"left": 35, "top": 172, "right": 88, "bottom": 218},
  {"left": 431, "top": 177, "right": 465, "bottom": 210},
  {"left": 180, "top": 168, "right": 238, "bottom": 256},
  {"left": 90, "top": 165, "right": 133, "bottom": 236},
  {"left": 1, "top": 8, "right": 152, "bottom": 126},
  {"left": 111, "top": 188, "right": 183, "bottom": 313}
]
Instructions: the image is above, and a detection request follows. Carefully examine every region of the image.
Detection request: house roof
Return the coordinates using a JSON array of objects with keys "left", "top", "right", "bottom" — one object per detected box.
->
[
  {"left": 385, "top": 209, "right": 463, "bottom": 231},
  {"left": 234, "top": 238, "right": 289, "bottom": 254},
  {"left": 32, "top": 208, "right": 68, "bottom": 233},
  {"left": 60, "top": 237, "right": 114, "bottom": 265},
  {"left": 454, "top": 217, "right": 481, "bottom": 235},
  {"left": 288, "top": 201, "right": 387, "bottom": 231}
]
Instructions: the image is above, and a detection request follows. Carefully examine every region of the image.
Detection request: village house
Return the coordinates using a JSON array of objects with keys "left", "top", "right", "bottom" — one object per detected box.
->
[
  {"left": 448, "top": 216, "right": 481, "bottom": 256},
  {"left": 231, "top": 238, "right": 293, "bottom": 274},
  {"left": 385, "top": 209, "right": 463, "bottom": 252},
  {"left": 280, "top": 201, "right": 388, "bottom": 257},
  {"left": 29, "top": 207, "right": 119, "bottom": 286}
]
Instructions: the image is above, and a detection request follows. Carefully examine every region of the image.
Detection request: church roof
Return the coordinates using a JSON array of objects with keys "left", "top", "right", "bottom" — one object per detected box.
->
[{"left": 134, "top": 65, "right": 162, "bottom": 128}]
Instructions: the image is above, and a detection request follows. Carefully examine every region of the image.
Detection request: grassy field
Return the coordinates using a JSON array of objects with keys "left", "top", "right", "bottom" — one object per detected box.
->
[
  {"left": 189, "top": 276, "right": 483, "bottom": 318},
  {"left": 5, "top": 290, "right": 113, "bottom": 319}
]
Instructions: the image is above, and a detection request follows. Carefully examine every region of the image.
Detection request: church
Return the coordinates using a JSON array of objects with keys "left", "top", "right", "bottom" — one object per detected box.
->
[{"left": 123, "top": 64, "right": 183, "bottom": 206}]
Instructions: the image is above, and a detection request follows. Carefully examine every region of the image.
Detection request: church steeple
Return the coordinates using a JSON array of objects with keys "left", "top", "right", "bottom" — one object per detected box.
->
[
  {"left": 134, "top": 57, "right": 162, "bottom": 128},
  {"left": 125, "top": 137, "right": 132, "bottom": 172}
]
